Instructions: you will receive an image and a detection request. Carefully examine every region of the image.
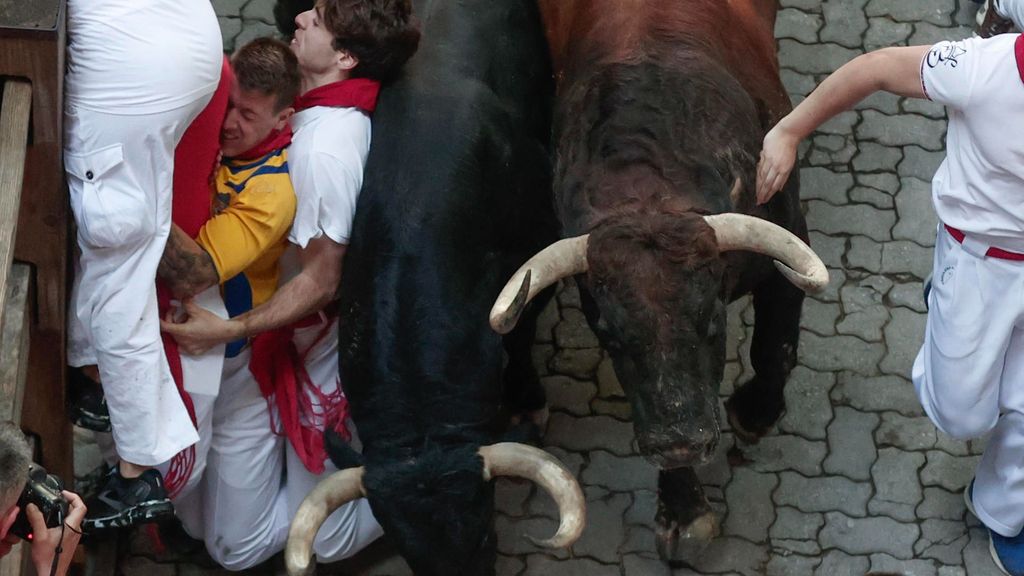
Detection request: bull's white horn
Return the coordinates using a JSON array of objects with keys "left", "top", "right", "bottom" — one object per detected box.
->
[
  {"left": 285, "top": 467, "right": 367, "bottom": 576},
  {"left": 703, "top": 213, "right": 829, "bottom": 293},
  {"left": 479, "top": 443, "right": 586, "bottom": 548},
  {"left": 488, "top": 236, "right": 589, "bottom": 334}
]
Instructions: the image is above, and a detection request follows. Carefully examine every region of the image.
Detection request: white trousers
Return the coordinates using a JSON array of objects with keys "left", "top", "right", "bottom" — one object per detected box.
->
[
  {"left": 65, "top": 103, "right": 213, "bottom": 465},
  {"left": 913, "top": 227, "right": 1024, "bottom": 537},
  {"left": 174, "top": 341, "right": 382, "bottom": 570}
]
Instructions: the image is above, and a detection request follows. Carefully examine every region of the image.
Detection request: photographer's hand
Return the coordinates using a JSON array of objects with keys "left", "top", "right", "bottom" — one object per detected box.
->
[{"left": 27, "top": 491, "right": 86, "bottom": 576}]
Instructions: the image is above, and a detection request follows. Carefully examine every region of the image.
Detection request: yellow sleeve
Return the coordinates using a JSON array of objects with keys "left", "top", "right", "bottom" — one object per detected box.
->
[{"left": 196, "top": 173, "right": 297, "bottom": 282}]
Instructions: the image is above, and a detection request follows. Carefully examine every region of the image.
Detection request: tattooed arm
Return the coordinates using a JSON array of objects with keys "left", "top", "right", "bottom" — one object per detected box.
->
[{"left": 158, "top": 223, "right": 220, "bottom": 300}]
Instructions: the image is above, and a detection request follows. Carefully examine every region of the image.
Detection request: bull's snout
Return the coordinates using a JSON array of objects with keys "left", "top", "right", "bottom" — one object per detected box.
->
[{"left": 637, "top": 426, "right": 719, "bottom": 469}]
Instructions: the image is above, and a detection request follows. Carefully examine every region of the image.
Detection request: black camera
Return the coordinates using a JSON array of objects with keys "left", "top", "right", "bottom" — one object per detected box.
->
[{"left": 9, "top": 464, "right": 68, "bottom": 541}]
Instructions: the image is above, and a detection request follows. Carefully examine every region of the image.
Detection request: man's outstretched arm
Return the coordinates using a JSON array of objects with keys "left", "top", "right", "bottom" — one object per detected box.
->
[{"left": 161, "top": 235, "right": 345, "bottom": 354}]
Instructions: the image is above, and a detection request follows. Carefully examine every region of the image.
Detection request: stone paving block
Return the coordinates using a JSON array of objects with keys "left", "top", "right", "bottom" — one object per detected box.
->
[
  {"left": 814, "top": 549, "right": 870, "bottom": 576},
  {"left": 916, "top": 518, "right": 970, "bottom": 565},
  {"left": 595, "top": 356, "right": 623, "bottom": 398},
  {"left": 865, "top": 0, "right": 955, "bottom": 25},
  {"left": 917, "top": 486, "right": 967, "bottom": 521},
  {"left": 910, "top": 22, "right": 972, "bottom": 46},
  {"left": 857, "top": 172, "right": 900, "bottom": 195},
  {"left": 776, "top": 8, "right": 822, "bottom": 43},
  {"left": 525, "top": 555, "right": 618, "bottom": 576},
  {"left": 213, "top": 0, "right": 249, "bottom": 16},
  {"left": 696, "top": 434, "right": 734, "bottom": 487},
  {"left": 865, "top": 17, "right": 913, "bottom": 51},
  {"left": 234, "top": 21, "right": 280, "bottom": 49},
  {"left": 495, "top": 479, "right": 532, "bottom": 517},
  {"left": 495, "top": 555, "right": 525, "bottom": 576},
  {"left": 939, "top": 567, "right": 968, "bottom": 576},
  {"left": 773, "top": 538, "right": 821, "bottom": 556},
  {"left": 778, "top": 366, "right": 834, "bottom": 440},
  {"left": 741, "top": 435, "right": 827, "bottom": 476},
  {"left": 853, "top": 141, "right": 904, "bottom": 173},
  {"left": 818, "top": 268, "right": 847, "bottom": 303},
  {"left": 800, "top": 298, "right": 840, "bottom": 336},
  {"left": 767, "top": 554, "right": 819, "bottom": 576},
  {"left": 875, "top": 412, "right": 937, "bottom": 450},
  {"left": 934, "top": 434, "right": 970, "bottom": 457},
  {"left": 557, "top": 280, "right": 582, "bottom": 308},
  {"left": 549, "top": 347, "right": 603, "bottom": 379},
  {"left": 625, "top": 490, "right": 656, "bottom": 526},
  {"left": 832, "top": 373, "right": 923, "bottom": 417},
  {"left": 623, "top": 554, "right": 671, "bottom": 576},
  {"left": 963, "top": 527, "right": 1006, "bottom": 576},
  {"left": 689, "top": 537, "right": 768, "bottom": 576},
  {"left": 781, "top": 0, "right": 822, "bottom": 10},
  {"left": 532, "top": 343, "right": 555, "bottom": 377},
  {"left": 869, "top": 553, "right": 938, "bottom": 576},
  {"left": 808, "top": 231, "right": 846, "bottom": 269},
  {"left": 904, "top": 97, "right": 947, "bottom": 119},
  {"left": 837, "top": 282, "right": 891, "bottom": 341},
  {"left": 889, "top": 282, "right": 928, "bottom": 313},
  {"left": 807, "top": 200, "right": 896, "bottom": 241},
  {"left": 542, "top": 375, "right": 596, "bottom": 416},
  {"left": 858, "top": 110, "right": 946, "bottom": 151},
  {"left": 819, "top": 111, "right": 861, "bottom": 137},
  {"left": 857, "top": 90, "right": 901, "bottom": 115},
  {"left": 620, "top": 526, "right": 657, "bottom": 555},
  {"left": 798, "top": 331, "right": 886, "bottom": 375},
  {"left": 776, "top": 472, "right": 871, "bottom": 517},
  {"left": 846, "top": 236, "right": 882, "bottom": 273},
  {"left": 570, "top": 492, "right": 631, "bottom": 563},
  {"left": 779, "top": 40, "right": 862, "bottom": 75},
  {"left": 782, "top": 69, "right": 818, "bottom": 99},
  {"left": 592, "top": 398, "right": 631, "bottom": 420},
  {"left": 869, "top": 448, "right": 925, "bottom": 522},
  {"left": 555, "top": 308, "right": 600, "bottom": 349},
  {"left": 880, "top": 241, "right": 934, "bottom": 280},
  {"left": 218, "top": 16, "right": 243, "bottom": 51},
  {"left": 544, "top": 413, "right": 635, "bottom": 455},
  {"left": 893, "top": 177, "right": 939, "bottom": 247},
  {"left": 921, "top": 451, "right": 979, "bottom": 492},
  {"left": 723, "top": 468, "right": 778, "bottom": 542},
  {"left": 771, "top": 506, "right": 824, "bottom": 540},
  {"left": 582, "top": 451, "right": 657, "bottom": 492},
  {"left": 880, "top": 307, "right": 927, "bottom": 375},
  {"left": 545, "top": 446, "right": 585, "bottom": 478},
  {"left": 849, "top": 187, "right": 893, "bottom": 209},
  {"left": 801, "top": 166, "right": 853, "bottom": 205},
  {"left": 495, "top": 515, "right": 565, "bottom": 557},
  {"left": 241, "top": 0, "right": 275, "bottom": 24},
  {"left": 899, "top": 145, "right": 946, "bottom": 182},
  {"left": 819, "top": 512, "right": 919, "bottom": 559},
  {"left": 534, "top": 299, "right": 559, "bottom": 343},
  {"left": 823, "top": 407, "right": 879, "bottom": 481}
]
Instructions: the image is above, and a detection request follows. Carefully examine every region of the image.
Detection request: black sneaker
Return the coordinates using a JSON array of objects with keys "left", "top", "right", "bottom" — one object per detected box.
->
[
  {"left": 68, "top": 367, "right": 111, "bottom": 432},
  {"left": 82, "top": 467, "right": 174, "bottom": 532}
]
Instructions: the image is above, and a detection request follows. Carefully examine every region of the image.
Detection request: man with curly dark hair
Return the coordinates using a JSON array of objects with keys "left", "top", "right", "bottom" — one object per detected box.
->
[{"left": 163, "top": 0, "right": 420, "bottom": 565}]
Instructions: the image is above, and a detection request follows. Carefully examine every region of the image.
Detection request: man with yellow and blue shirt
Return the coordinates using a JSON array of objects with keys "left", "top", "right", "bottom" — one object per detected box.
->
[{"left": 153, "top": 38, "right": 307, "bottom": 569}]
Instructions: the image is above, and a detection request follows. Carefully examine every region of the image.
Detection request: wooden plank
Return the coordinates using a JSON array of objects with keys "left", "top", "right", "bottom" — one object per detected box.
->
[
  {"left": 0, "top": 263, "right": 31, "bottom": 424},
  {"left": 0, "top": 81, "right": 31, "bottom": 331}
]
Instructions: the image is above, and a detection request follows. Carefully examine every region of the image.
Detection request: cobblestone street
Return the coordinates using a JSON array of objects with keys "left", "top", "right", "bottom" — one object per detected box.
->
[{"left": 94, "top": 0, "right": 1005, "bottom": 574}]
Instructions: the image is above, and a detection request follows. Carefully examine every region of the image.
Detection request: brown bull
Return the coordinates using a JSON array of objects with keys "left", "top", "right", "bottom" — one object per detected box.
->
[{"left": 492, "top": 0, "right": 827, "bottom": 564}]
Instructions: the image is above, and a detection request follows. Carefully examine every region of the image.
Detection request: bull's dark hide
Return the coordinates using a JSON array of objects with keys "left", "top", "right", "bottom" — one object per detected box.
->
[
  {"left": 536, "top": 0, "right": 807, "bottom": 564},
  {"left": 274, "top": 0, "right": 556, "bottom": 574}
]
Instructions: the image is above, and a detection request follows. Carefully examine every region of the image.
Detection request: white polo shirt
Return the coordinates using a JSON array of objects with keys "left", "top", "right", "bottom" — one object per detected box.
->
[
  {"left": 922, "top": 34, "right": 1024, "bottom": 251},
  {"left": 66, "top": 0, "right": 222, "bottom": 115}
]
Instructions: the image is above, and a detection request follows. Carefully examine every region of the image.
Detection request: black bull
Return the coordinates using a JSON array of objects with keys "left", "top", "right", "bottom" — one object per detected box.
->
[{"left": 274, "top": 1, "right": 583, "bottom": 575}]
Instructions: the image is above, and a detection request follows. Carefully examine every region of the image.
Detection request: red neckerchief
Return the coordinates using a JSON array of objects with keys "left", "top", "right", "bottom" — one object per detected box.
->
[
  {"left": 1015, "top": 35, "right": 1024, "bottom": 84},
  {"left": 293, "top": 78, "right": 381, "bottom": 113},
  {"left": 230, "top": 125, "right": 294, "bottom": 162}
]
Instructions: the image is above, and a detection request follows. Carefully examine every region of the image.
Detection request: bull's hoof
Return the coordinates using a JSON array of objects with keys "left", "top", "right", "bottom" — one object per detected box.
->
[
  {"left": 655, "top": 510, "right": 719, "bottom": 564},
  {"left": 724, "top": 377, "right": 785, "bottom": 444}
]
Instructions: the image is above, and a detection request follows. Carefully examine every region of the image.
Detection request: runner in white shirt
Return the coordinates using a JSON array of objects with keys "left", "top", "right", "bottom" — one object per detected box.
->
[
  {"left": 162, "top": 0, "right": 419, "bottom": 564},
  {"left": 64, "top": 0, "right": 222, "bottom": 531},
  {"left": 755, "top": 23, "right": 1024, "bottom": 576}
]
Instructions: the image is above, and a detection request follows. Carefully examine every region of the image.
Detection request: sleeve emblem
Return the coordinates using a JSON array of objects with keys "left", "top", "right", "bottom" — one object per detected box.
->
[{"left": 926, "top": 42, "right": 968, "bottom": 69}]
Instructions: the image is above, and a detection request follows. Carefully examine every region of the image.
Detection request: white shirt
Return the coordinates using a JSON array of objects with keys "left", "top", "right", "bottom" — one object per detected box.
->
[
  {"left": 287, "top": 105, "right": 372, "bottom": 248},
  {"left": 922, "top": 34, "right": 1024, "bottom": 250},
  {"left": 66, "top": 0, "right": 222, "bottom": 115}
]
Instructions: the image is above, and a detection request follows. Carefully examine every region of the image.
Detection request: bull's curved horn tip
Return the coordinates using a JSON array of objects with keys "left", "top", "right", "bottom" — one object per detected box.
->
[
  {"left": 489, "top": 270, "right": 532, "bottom": 334},
  {"left": 285, "top": 555, "right": 314, "bottom": 576},
  {"left": 773, "top": 260, "right": 829, "bottom": 293}
]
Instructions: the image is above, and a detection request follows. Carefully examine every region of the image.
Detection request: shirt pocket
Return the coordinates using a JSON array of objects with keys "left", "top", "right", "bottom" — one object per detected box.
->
[{"left": 66, "top": 143, "right": 155, "bottom": 248}]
